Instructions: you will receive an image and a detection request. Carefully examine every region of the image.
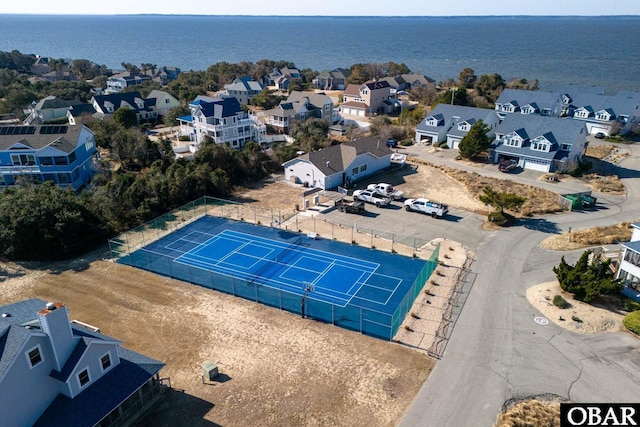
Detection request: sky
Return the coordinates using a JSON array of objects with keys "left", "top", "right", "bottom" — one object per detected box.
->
[{"left": 0, "top": 0, "right": 638, "bottom": 16}]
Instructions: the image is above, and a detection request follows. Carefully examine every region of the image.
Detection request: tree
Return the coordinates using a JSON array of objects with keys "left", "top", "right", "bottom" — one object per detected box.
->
[
  {"left": 458, "top": 68, "right": 476, "bottom": 88},
  {"left": 385, "top": 61, "right": 410, "bottom": 76},
  {"left": 0, "top": 181, "right": 109, "bottom": 260},
  {"left": 120, "top": 62, "right": 140, "bottom": 73},
  {"left": 113, "top": 107, "right": 137, "bottom": 128},
  {"left": 553, "top": 250, "right": 623, "bottom": 302},
  {"left": 458, "top": 120, "right": 491, "bottom": 159},
  {"left": 479, "top": 187, "right": 526, "bottom": 214},
  {"left": 291, "top": 118, "right": 330, "bottom": 152},
  {"left": 348, "top": 63, "right": 370, "bottom": 85},
  {"left": 251, "top": 88, "right": 285, "bottom": 109},
  {"left": 163, "top": 105, "right": 190, "bottom": 127},
  {"left": 476, "top": 73, "right": 505, "bottom": 101}
]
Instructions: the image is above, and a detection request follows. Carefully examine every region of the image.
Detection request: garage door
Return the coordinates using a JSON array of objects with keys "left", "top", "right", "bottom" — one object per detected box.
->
[{"left": 523, "top": 159, "right": 550, "bottom": 172}]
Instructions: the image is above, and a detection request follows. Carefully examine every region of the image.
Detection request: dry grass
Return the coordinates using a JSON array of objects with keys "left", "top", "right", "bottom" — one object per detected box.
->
[
  {"left": 495, "top": 399, "right": 561, "bottom": 427},
  {"left": 408, "top": 158, "right": 563, "bottom": 216},
  {"left": 583, "top": 173, "right": 626, "bottom": 194},
  {"left": 541, "top": 221, "right": 636, "bottom": 250},
  {"left": 585, "top": 144, "right": 616, "bottom": 159}
]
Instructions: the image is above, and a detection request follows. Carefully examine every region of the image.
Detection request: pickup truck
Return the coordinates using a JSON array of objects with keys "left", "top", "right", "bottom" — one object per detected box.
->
[
  {"left": 404, "top": 198, "right": 448, "bottom": 218},
  {"left": 352, "top": 189, "right": 392, "bottom": 207},
  {"left": 366, "top": 183, "right": 404, "bottom": 200},
  {"left": 334, "top": 197, "right": 366, "bottom": 214}
]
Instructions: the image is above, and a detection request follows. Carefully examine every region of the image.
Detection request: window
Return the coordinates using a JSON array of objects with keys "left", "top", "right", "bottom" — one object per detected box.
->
[
  {"left": 84, "top": 139, "right": 94, "bottom": 151},
  {"left": 54, "top": 156, "right": 68, "bottom": 166},
  {"left": 68, "top": 152, "right": 76, "bottom": 164},
  {"left": 11, "top": 154, "right": 35, "bottom": 166},
  {"left": 101, "top": 353, "right": 112, "bottom": 371},
  {"left": 359, "top": 165, "right": 367, "bottom": 173},
  {"left": 561, "top": 143, "right": 571, "bottom": 151},
  {"left": 78, "top": 369, "right": 90, "bottom": 387},
  {"left": 72, "top": 168, "right": 80, "bottom": 181},
  {"left": 58, "top": 173, "right": 71, "bottom": 184},
  {"left": 27, "top": 346, "right": 43, "bottom": 367},
  {"left": 40, "top": 156, "right": 53, "bottom": 166},
  {"left": 352, "top": 167, "right": 358, "bottom": 175}
]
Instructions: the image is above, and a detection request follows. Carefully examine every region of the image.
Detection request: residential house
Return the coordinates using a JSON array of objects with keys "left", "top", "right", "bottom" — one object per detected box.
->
[
  {"left": 30, "top": 55, "right": 53, "bottom": 75},
  {"left": 24, "top": 96, "right": 83, "bottom": 125},
  {"left": 91, "top": 91, "right": 158, "bottom": 124},
  {"left": 341, "top": 80, "right": 393, "bottom": 117},
  {"left": 0, "top": 299, "right": 165, "bottom": 427},
  {"left": 263, "top": 91, "right": 334, "bottom": 134},
  {"left": 146, "top": 66, "right": 181, "bottom": 85},
  {"left": 491, "top": 113, "right": 587, "bottom": 173},
  {"left": 400, "top": 73, "right": 437, "bottom": 91},
  {"left": 617, "top": 222, "right": 640, "bottom": 301},
  {"left": 178, "top": 95, "right": 265, "bottom": 150},
  {"left": 494, "top": 89, "right": 568, "bottom": 119},
  {"left": 105, "top": 71, "right": 151, "bottom": 94},
  {"left": 0, "top": 124, "right": 98, "bottom": 191},
  {"left": 415, "top": 104, "right": 501, "bottom": 149},
  {"left": 283, "top": 137, "right": 393, "bottom": 190},
  {"left": 43, "top": 69, "right": 78, "bottom": 83},
  {"left": 220, "top": 76, "right": 264, "bottom": 105},
  {"left": 312, "top": 68, "right": 351, "bottom": 91},
  {"left": 377, "top": 76, "right": 407, "bottom": 96},
  {"left": 66, "top": 104, "right": 97, "bottom": 126},
  {"left": 145, "top": 90, "right": 181, "bottom": 117},
  {"left": 494, "top": 88, "right": 640, "bottom": 136}
]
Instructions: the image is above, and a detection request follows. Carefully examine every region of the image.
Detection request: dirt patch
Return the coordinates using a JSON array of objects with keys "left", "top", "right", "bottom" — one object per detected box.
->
[
  {"left": 408, "top": 157, "right": 563, "bottom": 216},
  {"left": 526, "top": 282, "right": 625, "bottom": 334},
  {"left": 540, "top": 222, "right": 636, "bottom": 250},
  {"left": 586, "top": 144, "right": 631, "bottom": 163},
  {"left": 1, "top": 252, "right": 435, "bottom": 427},
  {"left": 583, "top": 173, "right": 625, "bottom": 194}
]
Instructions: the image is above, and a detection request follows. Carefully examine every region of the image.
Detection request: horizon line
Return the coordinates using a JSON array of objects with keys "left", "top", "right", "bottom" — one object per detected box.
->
[{"left": 0, "top": 13, "right": 639, "bottom": 18}]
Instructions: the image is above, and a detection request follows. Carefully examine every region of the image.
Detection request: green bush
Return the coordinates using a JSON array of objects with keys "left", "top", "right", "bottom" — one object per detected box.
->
[
  {"left": 399, "top": 139, "right": 414, "bottom": 146},
  {"left": 622, "top": 298, "right": 640, "bottom": 312},
  {"left": 487, "top": 211, "right": 515, "bottom": 226},
  {"left": 553, "top": 295, "right": 570, "bottom": 309},
  {"left": 623, "top": 311, "right": 640, "bottom": 335}
]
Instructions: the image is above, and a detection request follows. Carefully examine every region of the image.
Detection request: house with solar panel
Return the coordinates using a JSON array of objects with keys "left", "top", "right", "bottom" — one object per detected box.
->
[
  {"left": 617, "top": 223, "right": 640, "bottom": 302},
  {"left": 490, "top": 113, "right": 587, "bottom": 173},
  {"left": 283, "top": 137, "right": 393, "bottom": 189},
  {"left": 414, "top": 104, "right": 501, "bottom": 149},
  {"left": 177, "top": 95, "right": 265, "bottom": 152},
  {"left": 0, "top": 124, "right": 98, "bottom": 191},
  {"left": 0, "top": 299, "right": 165, "bottom": 427}
]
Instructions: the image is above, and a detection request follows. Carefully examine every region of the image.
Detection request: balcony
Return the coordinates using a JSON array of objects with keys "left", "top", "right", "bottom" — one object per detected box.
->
[{"left": 0, "top": 165, "right": 41, "bottom": 174}]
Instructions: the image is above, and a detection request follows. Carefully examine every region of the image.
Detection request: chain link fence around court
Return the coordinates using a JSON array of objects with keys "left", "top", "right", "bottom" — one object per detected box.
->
[
  {"left": 108, "top": 196, "right": 440, "bottom": 340},
  {"left": 109, "top": 196, "right": 438, "bottom": 262}
]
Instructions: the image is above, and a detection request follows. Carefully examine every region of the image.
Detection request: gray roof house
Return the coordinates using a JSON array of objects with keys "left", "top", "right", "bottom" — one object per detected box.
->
[
  {"left": 491, "top": 113, "right": 588, "bottom": 173},
  {"left": 145, "top": 89, "right": 181, "bottom": 117},
  {"left": 617, "top": 222, "right": 640, "bottom": 302},
  {"left": 0, "top": 299, "right": 165, "bottom": 427},
  {"left": 341, "top": 80, "right": 393, "bottom": 117},
  {"left": 263, "top": 91, "right": 334, "bottom": 134},
  {"left": 283, "top": 137, "right": 393, "bottom": 190},
  {"left": 24, "top": 96, "right": 83, "bottom": 125},
  {"left": 91, "top": 91, "right": 158, "bottom": 124},
  {"left": 312, "top": 68, "right": 351, "bottom": 91},
  {"left": 105, "top": 71, "right": 151, "bottom": 94},
  {"left": 221, "top": 76, "right": 264, "bottom": 105},
  {"left": 415, "top": 104, "right": 501, "bottom": 149},
  {"left": 494, "top": 89, "right": 568, "bottom": 118}
]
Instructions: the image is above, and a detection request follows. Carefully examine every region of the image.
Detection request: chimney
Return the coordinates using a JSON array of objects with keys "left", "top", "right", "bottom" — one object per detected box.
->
[{"left": 37, "top": 302, "right": 76, "bottom": 371}]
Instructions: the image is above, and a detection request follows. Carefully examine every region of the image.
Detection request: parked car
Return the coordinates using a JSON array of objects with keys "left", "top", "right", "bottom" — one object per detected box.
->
[
  {"left": 498, "top": 159, "right": 518, "bottom": 173},
  {"left": 366, "top": 183, "right": 404, "bottom": 200},
  {"left": 404, "top": 198, "right": 448, "bottom": 218},
  {"left": 594, "top": 132, "right": 605, "bottom": 139},
  {"left": 386, "top": 139, "right": 397, "bottom": 148},
  {"left": 352, "top": 189, "right": 392, "bottom": 207}
]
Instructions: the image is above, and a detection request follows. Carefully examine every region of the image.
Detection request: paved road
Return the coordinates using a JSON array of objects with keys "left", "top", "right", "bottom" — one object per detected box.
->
[{"left": 396, "top": 143, "right": 640, "bottom": 426}]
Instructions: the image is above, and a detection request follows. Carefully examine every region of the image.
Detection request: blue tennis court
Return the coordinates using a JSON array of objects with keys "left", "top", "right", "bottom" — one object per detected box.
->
[{"left": 116, "top": 216, "right": 437, "bottom": 340}]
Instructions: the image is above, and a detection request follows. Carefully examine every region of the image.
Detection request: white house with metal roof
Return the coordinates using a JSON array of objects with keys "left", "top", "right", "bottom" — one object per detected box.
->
[
  {"left": 0, "top": 299, "right": 165, "bottom": 427},
  {"left": 415, "top": 104, "right": 501, "bottom": 149},
  {"left": 283, "top": 137, "right": 393, "bottom": 190},
  {"left": 617, "top": 222, "right": 640, "bottom": 302},
  {"left": 491, "top": 113, "right": 587, "bottom": 173}
]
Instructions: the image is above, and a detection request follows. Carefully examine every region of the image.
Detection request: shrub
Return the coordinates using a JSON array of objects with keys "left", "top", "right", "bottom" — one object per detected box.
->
[
  {"left": 571, "top": 315, "right": 582, "bottom": 323},
  {"left": 622, "top": 298, "right": 640, "bottom": 312},
  {"left": 487, "top": 211, "right": 515, "bottom": 226},
  {"left": 399, "top": 139, "right": 414, "bottom": 147},
  {"left": 553, "top": 295, "right": 570, "bottom": 309},
  {"left": 623, "top": 311, "right": 640, "bottom": 335}
]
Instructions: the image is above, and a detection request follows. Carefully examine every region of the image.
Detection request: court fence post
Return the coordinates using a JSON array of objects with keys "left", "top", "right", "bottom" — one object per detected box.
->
[
  {"left": 392, "top": 233, "right": 395, "bottom": 253},
  {"left": 313, "top": 216, "right": 316, "bottom": 233},
  {"left": 360, "top": 308, "right": 363, "bottom": 333},
  {"left": 220, "top": 203, "right": 224, "bottom": 218},
  {"left": 370, "top": 230, "right": 373, "bottom": 248},
  {"left": 254, "top": 206, "right": 257, "bottom": 224},
  {"left": 204, "top": 196, "right": 208, "bottom": 215},
  {"left": 331, "top": 222, "right": 334, "bottom": 240},
  {"left": 351, "top": 224, "right": 354, "bottom": 244},
  {"left": 413, "top": 237, "right": 417, "bottom": 257},
  {"left": 236, "top": 205, "right": 240, "bottom": 221}
]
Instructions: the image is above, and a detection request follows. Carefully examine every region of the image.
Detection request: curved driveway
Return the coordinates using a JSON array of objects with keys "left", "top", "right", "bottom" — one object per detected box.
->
[{"left": 399, "top": 143, "right": 640, "bottom": 426}]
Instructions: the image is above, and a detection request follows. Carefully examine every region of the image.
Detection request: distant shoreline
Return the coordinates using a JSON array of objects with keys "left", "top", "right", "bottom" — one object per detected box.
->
[{"left": 1, "top": 14, "right": 639, "bottom": 19}]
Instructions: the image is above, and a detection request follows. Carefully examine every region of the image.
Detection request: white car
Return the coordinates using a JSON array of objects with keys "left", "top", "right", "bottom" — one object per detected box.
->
[
  {"left": 366, "top": 183, "right": 404, "bottom": 200},
  {"left": 353, "top": 189, "right": 392, "bottom": 207},
  {"left": 404, "top": 198, "right": 448, "bottom": 218}
]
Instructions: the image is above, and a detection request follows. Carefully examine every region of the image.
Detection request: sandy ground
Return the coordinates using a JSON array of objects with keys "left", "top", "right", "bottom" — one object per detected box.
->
[
  {"left": 0, "top": 162, "right": 485, "bottom": 426},
  {"left": 526, "top": 281, "right": 626, "bottom": 334}
]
